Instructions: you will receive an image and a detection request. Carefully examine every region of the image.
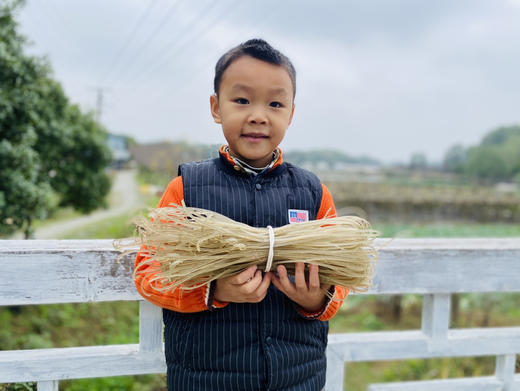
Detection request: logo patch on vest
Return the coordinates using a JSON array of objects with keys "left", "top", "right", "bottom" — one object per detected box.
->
[{"left": 288, "top": 209, "right": 309, "bottom": 224}]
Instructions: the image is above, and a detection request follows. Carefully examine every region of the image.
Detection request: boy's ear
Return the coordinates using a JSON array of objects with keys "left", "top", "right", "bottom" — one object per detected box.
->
[
  {"left": 210, "top": 94, "right": 221, "bottom": 124},
  {"left": 288, "top": 103, "right": 295, "bottom": 125}
]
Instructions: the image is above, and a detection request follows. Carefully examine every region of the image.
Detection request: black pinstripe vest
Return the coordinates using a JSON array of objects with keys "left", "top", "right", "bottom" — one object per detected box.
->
[{"left": 164, "top": 154, "right": 328, "bottom": 391}]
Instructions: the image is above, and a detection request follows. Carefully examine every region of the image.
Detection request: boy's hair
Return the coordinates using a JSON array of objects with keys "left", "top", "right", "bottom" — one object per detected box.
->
[{"left": 214, "top": 38, "right": 296, "bottom": 99}]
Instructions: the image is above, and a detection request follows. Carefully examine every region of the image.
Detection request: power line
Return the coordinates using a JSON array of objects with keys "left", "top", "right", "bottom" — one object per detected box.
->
[
  {"left": 140, "top": 0, "right": 276, "bottom": 107},
  {"left": 46, "top": 0, "right": 74, "bottom": 32},
  {"left": 100, "top": 0, "right": 158, "bottom": 84},
  {"left": 107, "top": 0, "right": 186, "bottom": 89},
  {"left": 124, "top": 0, "right": 234, "bottom": 90}
]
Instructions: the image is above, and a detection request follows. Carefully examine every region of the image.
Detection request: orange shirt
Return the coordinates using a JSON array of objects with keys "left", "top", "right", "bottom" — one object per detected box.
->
[{"left": 134, "top": 148, "right": 348, "bottom": 321}]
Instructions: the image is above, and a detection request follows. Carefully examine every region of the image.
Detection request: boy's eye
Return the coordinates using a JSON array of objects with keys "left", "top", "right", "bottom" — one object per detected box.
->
[
  {"left": 270, "top": 101, "right": 282, "bottom": 108},
  {"left": 235, "top": 98, "right": 249, "bottom": 104}
]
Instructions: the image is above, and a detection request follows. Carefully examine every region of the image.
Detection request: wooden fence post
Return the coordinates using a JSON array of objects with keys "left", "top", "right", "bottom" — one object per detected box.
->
[
  {"left": 139, "top": 301, "right": 163, "bottom": 352},
  {"left": 37, "top": 381, "right": 58, "bottom": 391}
]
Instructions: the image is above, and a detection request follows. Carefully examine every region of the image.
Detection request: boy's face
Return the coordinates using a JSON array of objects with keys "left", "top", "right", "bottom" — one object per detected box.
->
[{"left": 210, "top": 55, "right": 295, "bottom": 168}]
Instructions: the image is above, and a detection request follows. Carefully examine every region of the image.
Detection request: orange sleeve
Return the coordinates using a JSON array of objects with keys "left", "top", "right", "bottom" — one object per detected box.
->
[
  {"left": 296, "top": 183, "right": 349, "bottom": 321},
  {"left": 133, "top": 176, "right": 228, "bottom": 312}
]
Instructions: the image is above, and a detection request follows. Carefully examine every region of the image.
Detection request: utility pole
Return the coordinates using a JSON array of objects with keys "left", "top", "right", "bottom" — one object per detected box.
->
[
  {"left": 90, "top": 86, "right": 109, "bottom": 123},
  {"left": 96, "top": 87, "right": 104, "bottom": 123}
]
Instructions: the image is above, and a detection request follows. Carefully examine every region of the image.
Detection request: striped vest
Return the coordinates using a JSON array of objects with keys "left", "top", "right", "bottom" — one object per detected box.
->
[{"left": 164, "top": 155, "right": 328, "bottom": 391}]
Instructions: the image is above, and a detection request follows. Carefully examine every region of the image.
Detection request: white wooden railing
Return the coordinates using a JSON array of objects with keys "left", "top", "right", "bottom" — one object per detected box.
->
[{"left": 0, "top": 239, "right": 519, "bottom": 391}]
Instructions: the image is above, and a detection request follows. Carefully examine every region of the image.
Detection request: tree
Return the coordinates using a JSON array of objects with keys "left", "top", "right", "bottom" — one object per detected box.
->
[
  {"left": 40, "top": 104, "right": 112, "bottom": 213},
  {"left": 480, "top": 125, "right": 520, "bottom": 146},
  {"left": 464, "top": 146, "right": 508, "bottom": 180},
  {"left": 442, "top": 144, "right": 466, "bottom": 173},
  {"left": 409, "top": 152, "right": 427, "bottom": 170},
  {"left": 460, "top": 125, "right": 520, "bottom": 181},
  {"left": 0, "top": 0, "right": 111, "bottom": 237}
]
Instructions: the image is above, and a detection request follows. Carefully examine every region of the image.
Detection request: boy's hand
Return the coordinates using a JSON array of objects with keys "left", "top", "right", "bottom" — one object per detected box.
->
[
  {"left": 271, "top": 263, "right": 331, "bottom": 313},
  {"left": 214, "top": 265, "right": 272, "bottom": 303}
]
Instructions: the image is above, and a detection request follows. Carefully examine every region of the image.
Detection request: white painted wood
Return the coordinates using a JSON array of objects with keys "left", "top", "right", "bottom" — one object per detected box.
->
[
  {"left": 328, "top": 327, "right": 520, "bottom": 362},
  {"left": 2, "top": 239, "right": 519, "bottom": 306},
  {"left": 0, "top": 344, "right": 166, "bottom": 382},
  {"left": 139, "top": 301, "right": 163, "bottom": 352},
  {"left": 367, "top": 241, "right": 520, "bottom": 294},
  {"left": 368, "top": 376, "right": 504, "bottom": 391},
  {"left": 37, "top": 380, "right": 58, "bottom": 391},
  {"left": 0, "top": 240, "right": 139, "bottom": 305},
  {"left": 422, "top": 293, "right": 451, "bottom": 338},
  {"left": 513, "top": 375, "right": 520, "bottom": 391},
  {"left": 496, "top": 354, "right": 517, "bottom": 390},
  {"left": 1, "top": 239, "right": 520, "bottom": 388},
  {"left": 375, "top": 238, "right": 520, "bottom": 250},
  {"left": 325, "top": 346, "right": 344, "bottom": 391}
]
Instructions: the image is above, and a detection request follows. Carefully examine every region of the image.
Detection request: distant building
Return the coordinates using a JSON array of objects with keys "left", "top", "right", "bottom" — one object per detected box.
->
[{"left": 107, "top": 134, "right": 131, "bottom": 169}]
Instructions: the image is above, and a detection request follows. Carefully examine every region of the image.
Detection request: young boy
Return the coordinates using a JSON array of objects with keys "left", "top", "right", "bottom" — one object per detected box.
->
[{"left": 134, "top": 38, "right": 348, "bottom": 391}]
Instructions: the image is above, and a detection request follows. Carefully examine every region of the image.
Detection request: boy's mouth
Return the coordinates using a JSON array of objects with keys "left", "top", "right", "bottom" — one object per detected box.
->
[{"left": 242, "top": 133, "right": 268, "bottom": 140}]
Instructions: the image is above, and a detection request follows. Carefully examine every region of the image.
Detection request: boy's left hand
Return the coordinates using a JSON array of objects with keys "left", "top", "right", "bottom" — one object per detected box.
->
[{"left": 271, "top": 263, "right": 331, "bottom": 313}]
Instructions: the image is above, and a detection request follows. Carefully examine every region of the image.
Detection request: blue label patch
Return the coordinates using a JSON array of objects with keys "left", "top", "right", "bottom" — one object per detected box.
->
[{"left": 288, "top": 209, "right": 309, "bottom": 224}]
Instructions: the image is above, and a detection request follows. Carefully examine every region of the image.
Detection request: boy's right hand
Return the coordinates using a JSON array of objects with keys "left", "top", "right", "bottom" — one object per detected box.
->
[{"left": 214, "top": 265, "right": 272, "bottom": 303}]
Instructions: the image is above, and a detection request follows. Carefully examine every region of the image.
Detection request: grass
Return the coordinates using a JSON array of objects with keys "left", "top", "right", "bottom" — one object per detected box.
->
[
  {"left": 31, "top": 207, "right": 84, "bottom": 229},
  {"left": 59, "top": 209, "right": 140, "bottom": 239},
  {"left": 58, "top": 194, "right": 160, "bottom": 240}
]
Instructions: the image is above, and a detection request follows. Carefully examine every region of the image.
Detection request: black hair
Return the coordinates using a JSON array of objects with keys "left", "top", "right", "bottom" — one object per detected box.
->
[{"left": 213, "top": 38, "right": 296, "bottom": 99}]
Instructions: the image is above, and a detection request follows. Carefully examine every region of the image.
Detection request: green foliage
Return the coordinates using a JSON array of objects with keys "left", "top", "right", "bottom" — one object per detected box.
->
[
  {"left": 0, "top": 383, "right": 36, "bottom": 391},
  {"left": 137, "top": 166, "right": 173, "bottom": 190},
  {"left": 480, "top": 125, "right": 520, "bottom": 146},
  {"left": 61, "top": 375, "right": 167, "bottom": 391},
  {"left": 60, "top": 209, "right": 139, "bottom": 239},
  {"left": 464, "top": 145, "right": 508, "bottom": 179},
  {"left": 442, "top": 144, "right": 466, "bottom": 173},
  {"left": 443, "top": 125, "right": 520, "bottom": 181},
  {"left": 0, "top": 133, "right": 57, "bottom": 237},
  {"left": 409, "top": 152, "right": 428, "bottom": 170},
  {"left": 0, "top": 0, "right": 111, "bottom": 237},
  {"left": 41, "top": 105, "right": 112, "bottom": 213}
]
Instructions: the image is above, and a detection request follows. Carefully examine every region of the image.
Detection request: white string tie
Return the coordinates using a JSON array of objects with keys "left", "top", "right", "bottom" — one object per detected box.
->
[{"left": 265, "top": 225, "right": 275, "bottom": 272}]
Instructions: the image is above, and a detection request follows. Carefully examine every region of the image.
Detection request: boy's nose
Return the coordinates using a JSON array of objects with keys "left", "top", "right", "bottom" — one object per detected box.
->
[{"left": 247, "top": 108, "right": 268, "bottom": 125}]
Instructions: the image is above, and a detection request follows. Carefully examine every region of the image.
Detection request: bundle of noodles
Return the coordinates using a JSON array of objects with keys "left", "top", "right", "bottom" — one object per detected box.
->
[{"left": 117, "top": 203, "right": 378, "bottom": 296}]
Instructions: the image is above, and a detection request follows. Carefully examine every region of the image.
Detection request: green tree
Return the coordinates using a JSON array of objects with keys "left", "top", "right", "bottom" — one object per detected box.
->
[
  {"left": 0, "top": 0, "right": 111, "bottom": 237},
  {"left": 0, "top": 0, "right": 56, "bottom": 237},
  {"left": 461, "top": 125, "right": 520, "bottom": 181},
  {"left": 442, "top": 144, "right": 466, "bottom": 173},
  {"left": 409, "top": 152, "right": 427, "bottom": 170},
  {"left": 464, "top": 146, "right": 508, "bottom": 180},
  {"left": 38, "top": 104, "right": 112, "bottom": 213},
  {"left": 480, "top": 125, "right": 520, "bottom": 146}
]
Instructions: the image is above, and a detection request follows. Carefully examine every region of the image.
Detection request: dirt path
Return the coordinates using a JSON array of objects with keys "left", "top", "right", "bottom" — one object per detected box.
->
[{"left": 27, "top": 170, "right": 141, "bottom": 239}]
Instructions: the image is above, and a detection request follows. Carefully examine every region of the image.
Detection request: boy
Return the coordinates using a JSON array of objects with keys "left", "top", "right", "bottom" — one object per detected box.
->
[{"left": 134, "top": 38, "right": 348, "bottom": 391}]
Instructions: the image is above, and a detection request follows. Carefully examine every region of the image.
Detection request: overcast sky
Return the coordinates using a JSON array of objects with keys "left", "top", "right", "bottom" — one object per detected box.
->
[{"left": 16, "top": 0, "right": 520, "bottom": 163}]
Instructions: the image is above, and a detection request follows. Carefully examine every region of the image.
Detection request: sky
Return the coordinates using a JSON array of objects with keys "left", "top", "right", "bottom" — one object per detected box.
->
[{"left": 15, "top": 0, "right": 520, "bottom": 164}]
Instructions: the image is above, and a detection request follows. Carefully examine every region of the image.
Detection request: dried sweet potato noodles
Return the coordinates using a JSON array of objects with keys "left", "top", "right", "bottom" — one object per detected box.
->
[{"left": 116, "top": 203, "right": 378, "bottom": 296}]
